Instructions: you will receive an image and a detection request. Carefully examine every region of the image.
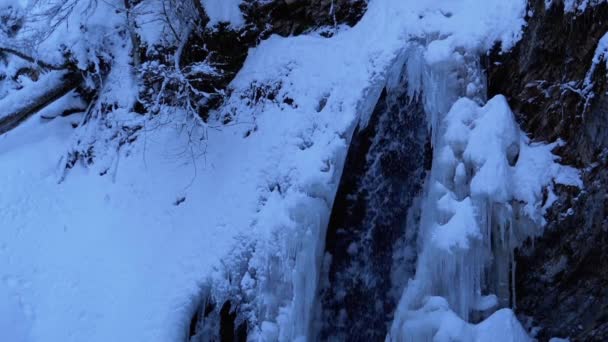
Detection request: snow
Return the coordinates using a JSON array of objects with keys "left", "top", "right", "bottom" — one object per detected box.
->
[
  {"left": 36, "top": 91, "right": 85, "bottom": 119},
  {"left": 2, "top": 1, "right": 389, "bottom": 339},
  {"left": 584, "top": 31, "right": 608, "bottom": 87},
  {"left": 0, "top": 71, "right": 67, "bottom": 120},
  {"left": 0, "top": 0, "right": 26, "bottom": 8},
  {"left": 433, "top": 194, "right": 481, "bottom": 251},
  {"left": 475, "top": 308, "right": 531, "bottom": 341},
  {"left": 201, "top": 0, "right": 244, "bottom": 28},
  {"left": 1, "top": 0, "right": 392, "bottom": 340},
  {"left": 131, "top": 0, "right": 173, "bottom": 49},
  {"left": 0, "top": 280, "right": 31, "bottom": 342},
  {"left": 0, "top": 109, "right": 263, "bottom": 341},
  {"left": 393, "top": 296, "right": 530, "bottom": 342},
  {"left": 406, "top": 0, "right": 526, "bottom": 59},
  {"left": 464, "top": 96, "right": 520, "bottom": 202}
]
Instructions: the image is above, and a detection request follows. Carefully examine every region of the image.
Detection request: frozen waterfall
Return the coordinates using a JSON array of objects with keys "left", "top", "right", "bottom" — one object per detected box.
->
[{"left": 386, "top": 43, "right": 581, "bottom": 341}]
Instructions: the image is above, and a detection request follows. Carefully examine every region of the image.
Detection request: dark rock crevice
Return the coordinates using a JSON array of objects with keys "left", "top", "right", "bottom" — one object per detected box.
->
[
  {"left": 188, "top": 297, "right": 248, "bottom": 342},
  {"left": 318, "top": 76, "right": 430, "bottom": 340}
]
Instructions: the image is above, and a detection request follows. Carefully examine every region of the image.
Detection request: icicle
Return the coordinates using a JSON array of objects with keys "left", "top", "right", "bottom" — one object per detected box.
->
[
  {"left": 389, "top": 37, "right": 580, "bottom": 341},
  {"left": 511, "top": 248, "right": 517, "bottom": 311}
]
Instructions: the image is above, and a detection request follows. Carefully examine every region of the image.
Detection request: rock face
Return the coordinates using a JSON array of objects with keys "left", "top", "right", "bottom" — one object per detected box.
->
[
  {"left": 241, "top": 0, "right": 367, "bottom": 37},
  {"left": 487, "top": 1, "right": 608, "bottom": 340}
]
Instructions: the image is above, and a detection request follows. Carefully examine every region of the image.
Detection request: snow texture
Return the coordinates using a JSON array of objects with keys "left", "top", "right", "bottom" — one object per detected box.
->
[
  {"left": 0, "top": 110, "right": 259, "bottom": 341},
  {"left": 201, "top": 0, "right": 244, "bottom": 28},
  {"left": 393, "top": 296, "right": 530, "bottom": 342}
]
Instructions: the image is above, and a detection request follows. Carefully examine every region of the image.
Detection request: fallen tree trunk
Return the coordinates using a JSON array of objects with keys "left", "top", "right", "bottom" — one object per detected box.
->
[
  {"left": 0, "top": 71, "right": 82, "bottom": 135},
  {"left": 0, "top": 47, "right": 72, "bottom": 71}
]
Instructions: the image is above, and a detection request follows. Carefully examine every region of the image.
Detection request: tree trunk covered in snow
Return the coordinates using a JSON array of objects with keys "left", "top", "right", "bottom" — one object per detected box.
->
[
  {"left": 487, "top": 1, "right": 608, "bottom": 340},
  {"left": 0, "top": 72, "right": 81, "bottom": 135}
]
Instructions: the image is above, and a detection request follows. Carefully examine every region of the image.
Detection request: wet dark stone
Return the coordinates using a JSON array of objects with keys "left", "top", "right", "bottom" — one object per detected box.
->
[
  {"left": 189, "top": 299, "right": 247, "bottom": 342},
  {"left": 218, "top": 302, "right": 234, "bottom": 340},
  {"left": 318, "top": 84, "right": 429, "bottom": 340}
]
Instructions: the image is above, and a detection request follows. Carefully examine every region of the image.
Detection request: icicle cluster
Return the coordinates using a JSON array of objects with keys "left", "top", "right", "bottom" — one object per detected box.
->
[{"left": 388, "top": 46, "right": 581, "bottom": 341}]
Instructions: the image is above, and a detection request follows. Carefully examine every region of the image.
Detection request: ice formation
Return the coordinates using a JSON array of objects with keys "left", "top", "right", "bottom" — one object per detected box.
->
[{"left": 388, "top": 45, "right": 581, "bottom": 341}]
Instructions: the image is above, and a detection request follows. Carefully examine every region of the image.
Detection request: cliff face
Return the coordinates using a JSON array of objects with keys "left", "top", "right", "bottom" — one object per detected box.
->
[{"left": 488, "top": 1, "right": 608, "bottom": 340}]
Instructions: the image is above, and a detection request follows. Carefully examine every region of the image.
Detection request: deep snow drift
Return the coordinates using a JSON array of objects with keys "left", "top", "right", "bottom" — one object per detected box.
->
[{"left": 0, "top": 0, "right": 583, "bottom": 341}]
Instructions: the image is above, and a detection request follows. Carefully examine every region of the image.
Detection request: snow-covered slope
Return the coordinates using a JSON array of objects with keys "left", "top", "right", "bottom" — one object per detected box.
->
[
  {"left": 0, "top": 109, "right": 261, "bottom": 341},
  {"left": 0, "top": 0, "right": 585, "bottom": 341}
]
